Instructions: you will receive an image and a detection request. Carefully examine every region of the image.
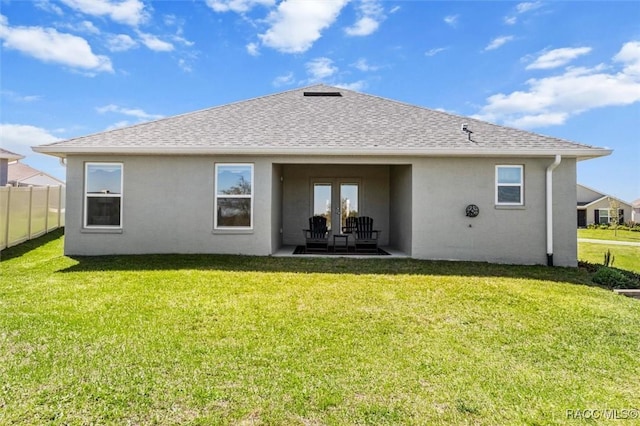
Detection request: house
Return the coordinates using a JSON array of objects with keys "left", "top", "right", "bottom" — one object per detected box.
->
[
  {"left": 632, "top": 199, "right": 640, "bottom": 223},
  {"left": 0, "top": 148, "right": 24, "bottom": 186},
  {"left": 32, "top": 85, "right": 611, "bottom": 266},
  {"left": 576, "top": 184, "right": 633, "bottom": 227},
  {"left": 7, "top": 161, "right": 65, "bottom": 187}
]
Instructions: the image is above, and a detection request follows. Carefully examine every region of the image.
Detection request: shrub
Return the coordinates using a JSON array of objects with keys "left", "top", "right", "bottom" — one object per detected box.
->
[{"left": 592, "top": 267, "right": 634, "bottom": 289}]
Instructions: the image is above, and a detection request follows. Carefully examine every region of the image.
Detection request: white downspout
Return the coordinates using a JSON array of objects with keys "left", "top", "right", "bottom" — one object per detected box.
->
[{"left": 546, "top": 155, "right": 562, "bottom": 266}]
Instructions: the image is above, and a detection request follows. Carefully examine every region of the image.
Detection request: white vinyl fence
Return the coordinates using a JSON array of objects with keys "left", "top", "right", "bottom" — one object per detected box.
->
[{"left": 0, "top": 185, "right": 65, "bottom": 250}]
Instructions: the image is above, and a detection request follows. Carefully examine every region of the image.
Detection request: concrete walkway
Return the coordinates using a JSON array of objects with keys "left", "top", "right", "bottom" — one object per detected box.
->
[{"left": 578, "top": 238, "right": 640, "bottom": 247}]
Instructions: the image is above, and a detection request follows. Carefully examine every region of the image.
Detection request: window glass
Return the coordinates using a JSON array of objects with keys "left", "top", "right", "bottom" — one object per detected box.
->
[
  {"left": 497, "top": 167, "right": 522, "bottom": 184},
  {"left": 217, "top": 165, "right": 252, "bottom": 195},
  {"left": 215, "top": 164, "right": 253, "bottom": 229},
  {"left": 496, "top": 165, "right": 523, "bottom": 205},
  {"left": 85, "top": 163, "right": 122, "bottom": 228},
  {"left": 86, "top": 164, "right": 122, "bottom": 194}
]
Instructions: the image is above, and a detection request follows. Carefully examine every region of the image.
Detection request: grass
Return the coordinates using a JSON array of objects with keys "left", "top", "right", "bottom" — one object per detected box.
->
[
  {"left": 578, "top": 242, "right": 640, "bottom": 273},
  {"left": 577, "top": 228, "right": 640, "bottom": 273},
  {"left": 2, "top": 230, "right": 640, "bottom": 425},
  {"left": 578, "top": 228, "right": 640, "bottom": 243}
]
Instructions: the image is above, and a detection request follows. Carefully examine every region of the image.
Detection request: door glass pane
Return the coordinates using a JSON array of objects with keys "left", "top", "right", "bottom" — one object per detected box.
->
[
  {"left": 314, "top": 183, "right": 332, "bottom": 230},
  {"left": 340, "top": 183, "right": 358, "bottom": 228}
]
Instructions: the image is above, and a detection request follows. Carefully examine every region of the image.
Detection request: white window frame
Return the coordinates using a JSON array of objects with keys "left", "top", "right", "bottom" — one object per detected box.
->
[
  {"left": 495, "top": 165, "right": 524, "bottom": 206},
  {"left": 214, "top": 163, "right": 254, "bottom": 230},
  {"left": 597, "top": 208, "right": 611, "bottom": 224},
  {"left": 84, "top": 162, "right": 123, "bottom": 229}
]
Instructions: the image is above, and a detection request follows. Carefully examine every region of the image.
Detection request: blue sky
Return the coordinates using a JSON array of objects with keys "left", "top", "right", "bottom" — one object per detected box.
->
[{"left": 1, "top": 0, "right": 639, "bottom": 202}]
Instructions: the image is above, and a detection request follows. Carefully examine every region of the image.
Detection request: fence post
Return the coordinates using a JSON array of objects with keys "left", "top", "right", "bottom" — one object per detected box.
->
[
  {"left": 27, "top": 186, "right": 34, "bottom": 240},
  {"left": 44, "top": 185, "right": 50, "bottom": 233},
  {"left": 3, "top": 185, "right": 11, "bottom": 250}
]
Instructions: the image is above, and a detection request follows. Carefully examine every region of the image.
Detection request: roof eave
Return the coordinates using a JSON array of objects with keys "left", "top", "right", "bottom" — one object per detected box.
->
[{"left": 32, "top": 146, "right": 613, "bottom": 160}]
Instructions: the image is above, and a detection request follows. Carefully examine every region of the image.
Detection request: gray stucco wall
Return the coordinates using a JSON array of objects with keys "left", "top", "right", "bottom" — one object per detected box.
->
[
  {"left": 0, "top": 159, "right": 7, "bottom": 186},
  {"left": 389, "top": 165, "right": 412, "bottom": 254},
  {"left": 410, "top": 157, "right": 577, "bottom": 266},
  {"left": 64, "top": 155, "right": 275, "bottom": 256},
  {"left": 63, "top": 154, "right": 578, "bottom": 266}
]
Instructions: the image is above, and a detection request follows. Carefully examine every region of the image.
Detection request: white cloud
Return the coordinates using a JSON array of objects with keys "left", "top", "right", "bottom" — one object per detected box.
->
[
  {"left": 246, "top": 42, "right": 259, "bottom": 56},
  {"left": 353, "top": 58, "right": 379, "bottom": 72},
  {"left": 505, "top": 1, "right": 543, "bottom": 26},
  {"left": 259, "top": 0, "right": 349, "bottom": 53},
  {"left": 137, "top": 31, "right": 174, "bottom": 52},
  {"left": 336, "top": 80, "right": 367, "bottom": 91},
  {"left": 273, "top": 72, "right": 294, "bottom": 87},
  {"left": 1, "top": 90, "right": 43, "bottom": 103},
  {"left": 206, "top": 0, "right": 274, "bottom": 13},
  {"left": 516, "top": 1, "right": 542, "bottom": 14},
  {"left": 0, "top": 15, "right": 113, "bottom": 73},
  {"left": 474, "top": 41, "right": 640, "bottom": 128},
  {"left": 97, "top": 104, "right": 163, "bottom": 120},
  {"left": 59, "top": 0, "right": 148, "bottom": 26},
  {"left": 345, "top": 0, "right": 384, "bottom": 37},
  {"left": 614, "top": 40, "right": 640, "bottom": 75},
  {"left": 425, "top": 47, "right": 447, "bottom": 57},
  {"left": 0, "top": 124, "right": 60, "bottom": 155},
  {"left": 106, "top": 34, "right": 138, "bottom": 52},
  {"left": 484, "top": 35, "right": 514, "bottom": 51},
  {"left": 345, "top": 16, "right": 379, "bottom": 36},
  {"left": 35, "top": 0, "right": 64, "bottom": 15},
  {"left": 444, "top": 14, "right": 458, "bottom": 27},
  {"left": 106, "top": 120, "right": 131, "bottom": 130},
  {"left": 526, "top": 47, "right": 592, "bottom": 70},
  {"left": 306, "top": 57, "right": 338, "bottom": 81}
]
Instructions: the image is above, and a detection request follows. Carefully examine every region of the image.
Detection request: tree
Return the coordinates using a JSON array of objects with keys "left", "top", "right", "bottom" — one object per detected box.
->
[{"left": 609, "top": 197, "right": 620, "bottom": 236}]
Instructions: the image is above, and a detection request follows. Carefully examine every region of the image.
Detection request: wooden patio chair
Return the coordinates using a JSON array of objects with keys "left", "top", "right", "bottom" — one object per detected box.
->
[
  {"left": 303, "top": 216, "right": 329, "bottom": 252},
  {"left": 341, "top": 216, "right": 358, "bottom": 235},
  {"left": 354, "top": 216, "right": 380, "bottom": 253}
]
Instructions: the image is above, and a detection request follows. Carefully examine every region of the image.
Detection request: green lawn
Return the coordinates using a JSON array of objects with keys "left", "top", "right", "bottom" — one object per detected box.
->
[
  {"left": 578, "top": 242, "right": 640, "bottom": 273},
  {"left": 2, "top": 230, "right": 639, "bottom": 425},
  {"left": 578, "top": 228, "right": 640, "bottom": 243}
]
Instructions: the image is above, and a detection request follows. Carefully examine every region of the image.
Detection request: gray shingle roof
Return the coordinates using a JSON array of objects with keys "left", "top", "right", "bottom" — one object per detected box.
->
[{"left": 33, "top": 84, "right": 610, "bottom": 159}]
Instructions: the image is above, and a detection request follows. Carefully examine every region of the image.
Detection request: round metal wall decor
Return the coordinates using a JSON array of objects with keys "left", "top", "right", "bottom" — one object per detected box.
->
[{"left": 465, "top": 204, "right": 480, "bottom": 218}]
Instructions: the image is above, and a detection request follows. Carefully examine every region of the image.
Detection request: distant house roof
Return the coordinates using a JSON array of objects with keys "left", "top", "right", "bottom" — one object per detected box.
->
[
  {"left": 577, "top": 183, "right": 632, "bottom": 208},
  {"left": 8, "top": 161, "right": 65, "bottom": 186},
  {"left": 0, "top": 148, "right": 24, "bottom": 161},
  {"left": 633, "top": 199, "right": 640, "bottom": 208},
  {"left": 33, "top": 84, "right": 612, "bottom": 160}
]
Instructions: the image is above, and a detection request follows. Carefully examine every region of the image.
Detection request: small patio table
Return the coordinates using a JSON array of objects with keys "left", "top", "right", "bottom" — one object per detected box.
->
[{"left": 333, "top": 234, "right": 349, "bottom": 253}]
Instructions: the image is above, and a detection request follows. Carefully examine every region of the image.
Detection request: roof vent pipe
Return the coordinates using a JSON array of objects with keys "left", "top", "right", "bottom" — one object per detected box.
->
[{"left": 546, "top": 154, "right": 562, "bottom": 266}]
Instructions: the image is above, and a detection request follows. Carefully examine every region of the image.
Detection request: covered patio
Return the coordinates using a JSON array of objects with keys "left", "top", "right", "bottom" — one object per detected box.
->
[{"left": 272, "top": 163, "right": 413, "bottom": 257}]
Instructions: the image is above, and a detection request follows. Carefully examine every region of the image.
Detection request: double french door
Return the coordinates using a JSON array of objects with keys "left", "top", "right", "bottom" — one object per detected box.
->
[{"left": 312, "top": 180, "right": 359, "bottom": 232}]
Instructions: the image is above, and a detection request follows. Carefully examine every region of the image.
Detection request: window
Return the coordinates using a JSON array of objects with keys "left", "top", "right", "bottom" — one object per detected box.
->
[
  {"left": 596, "top": 208, "right": 611, "bottom": 224},
  {"left": 496, "top": 165, "right": 524, "bottom": 205},
  {"left": 85, "top": 163, "right": 123, "bottom": 228},
  {"left": 215, "top": 163, "right": 253, "bottom": 229}
]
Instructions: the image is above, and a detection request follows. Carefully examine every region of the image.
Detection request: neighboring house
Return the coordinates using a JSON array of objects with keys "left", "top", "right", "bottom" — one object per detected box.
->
[
  {"left": 33, "top": 85, "right": 611, "bottom": 266},
  {"left": 7, "top": 161, "right": 66, "bottom": 187},
  {"left": 576, "top": 184, "right": 633, "bottom": 227},
  {"left": 0, "top": 149, "right": 24, "bottom": 186},
  {"left": 632, "top": 199, "right": 640, "bottom": 223}
]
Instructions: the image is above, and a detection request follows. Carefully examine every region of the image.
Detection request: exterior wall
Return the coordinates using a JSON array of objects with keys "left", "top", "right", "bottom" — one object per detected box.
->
[
  {"left": 271, "top": 164, "right": 283, "bottom": 253},
  {"left": 577, "top": 184, "right": 603, "bottom": 204},
  {"left": 64, "top": 155, "right": 275, "bottom": 256},
  {"left": 0, "top": 159, "right": 7, "bottom": 186},
  {"left": 281, "top": 164, "right": 390, "bottom": 247},
  {"left": 583, "top": 198, "right": 633, "bottom": 226},
  {"left": 389, "top": 165, "right": 412, "bottom": 254},
  {"left": 64, "top": 154, "right": 579, "bottom": 266},
  {"left": 410, "top": 157, "right": 577, "bottom": 267}
]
